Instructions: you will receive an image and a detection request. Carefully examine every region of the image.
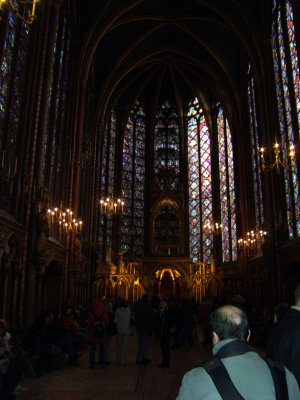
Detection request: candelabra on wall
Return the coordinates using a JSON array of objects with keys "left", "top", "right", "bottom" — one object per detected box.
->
[
  {"left": 238, "top": 230, "right": 267, "bottom": 251},
  {"left": 99, "top": 195, "right": 124, "bottom": 215},
  {"left": 260, "top": 141, "right": 296, "bottom": 172},
  {"left": 0, "top": 0, "right": 40, "bottom": 24},
  {"left": 47, "top": 205, "right": 83, "bottom": 242},
  {"left": 0, "top": 150, "right": 17, "bottom": 181},
  {"left": 203, "top": 221, "right": 223, "bottom": 234}
]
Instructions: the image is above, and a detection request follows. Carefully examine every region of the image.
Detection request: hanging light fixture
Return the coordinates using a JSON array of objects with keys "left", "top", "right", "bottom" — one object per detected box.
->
[
  {"left": 0, "top": 0, "right": 39, "bottom": 24},
  {"left": 260, "top": 141, "right": 296, "bottom": 172}
]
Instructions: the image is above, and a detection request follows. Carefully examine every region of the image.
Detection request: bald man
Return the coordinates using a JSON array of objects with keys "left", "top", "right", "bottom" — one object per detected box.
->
[{"left": 176, "top": 305, "right": 300, "bottom": 400}]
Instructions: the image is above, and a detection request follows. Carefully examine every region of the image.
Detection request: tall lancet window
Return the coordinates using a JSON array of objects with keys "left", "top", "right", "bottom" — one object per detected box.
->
[
  {"left": 187, "top": 98, "right": 213, "bottom": 263},
  {"left": 0, "top": 5, "right": 29, "bottom": 206},
  {"left": 217, "top": 106, "right": 237, "bottom": 262},
  {"left": 121, "top": 101, "right": 146, "bottom": 262},
  {"left": 272, "top": 0, "right": 300, "bottom": 237},
  {"left": 154, "top": 100, "right": 180, "bottom": 190},
  {"left": 247, "top": 64, "right": 264, "bottom": 228},
  {"left": 47, "top": 5, "right": 71, "bottom": 203},
  {"left": 99, "top": 111, "right": 116, "bottom": 260}
]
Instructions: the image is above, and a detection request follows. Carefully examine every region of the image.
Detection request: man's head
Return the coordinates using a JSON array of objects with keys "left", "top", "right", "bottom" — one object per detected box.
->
[
  {"left": 294, "top": 284, "right": 300, "bottom": 306},
  {"left": 209, "top": 305, "right": 250, "bottom": 345}
]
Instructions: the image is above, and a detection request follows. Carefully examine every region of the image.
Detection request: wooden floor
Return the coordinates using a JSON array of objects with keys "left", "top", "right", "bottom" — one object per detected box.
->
[{"left": 19, "top": 330, "right": 212, "bottom": 400}]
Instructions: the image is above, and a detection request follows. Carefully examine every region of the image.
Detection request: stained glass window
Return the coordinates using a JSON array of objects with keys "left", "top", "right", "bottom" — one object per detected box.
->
[
  {"left": 154, "top": 100, "right": 180, "bottom": 190},
  {"left": 47, "top": 8, "right": 71, "bottom": 203},
  {"left": 121, "top": 101, "right": 146, "bottom": 262},
  {"left": 217, "top": 107, "right": 237, "bottom": 262},
  {"left": 187, "top": 98, "right": 213, "bottom": 263},
  {"left": 247, "top": 64, "right": 264, "bottom": 228},
  {"left": 0, "top": 7, "right": 29, "bottom": 205},
  {"left": 99, "top": 111, "right": 116, "bottom": 260},
  {"left": 272, "top": 0, "right": 300, "bottom": 237}
]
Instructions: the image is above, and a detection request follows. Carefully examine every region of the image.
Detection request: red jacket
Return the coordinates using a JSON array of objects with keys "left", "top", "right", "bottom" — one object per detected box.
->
[{"left": 88, "top": 300, "right": 109, "bottom": 343}]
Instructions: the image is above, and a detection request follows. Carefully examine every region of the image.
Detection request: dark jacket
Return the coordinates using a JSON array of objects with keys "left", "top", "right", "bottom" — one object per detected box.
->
[
  {"left": 155, "top": 309, "right": 172, "bottom": 344},
  {"left": 266, "top": 307, "right": 300, "bottom": 387},
  {"left": 135, "top": 301, "right": 154, "bottom": 333}
]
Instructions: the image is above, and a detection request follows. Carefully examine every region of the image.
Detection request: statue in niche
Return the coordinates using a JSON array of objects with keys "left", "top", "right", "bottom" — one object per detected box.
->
[
  {"left": 34, "top": 206, "right": 49, "bottom": 256},
  {"left": 118, "top": 252, "right": 127, "bottom": 274},
  {"left": 73, "top": 234, "right": 82, "bottom": 267}
]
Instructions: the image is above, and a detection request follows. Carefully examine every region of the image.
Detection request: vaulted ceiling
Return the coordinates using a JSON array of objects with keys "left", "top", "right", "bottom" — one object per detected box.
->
[{"left": 76, "top": 0, "right": 269, "bottom": 125}]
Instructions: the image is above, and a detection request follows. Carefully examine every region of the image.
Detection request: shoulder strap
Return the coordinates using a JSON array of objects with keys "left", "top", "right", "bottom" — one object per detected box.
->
[
  {"left": 202, "top": 358, "right": 245, "bottom": 400},
  {"left": 266, "top": 359, "right": 289, "bottom": 400}
]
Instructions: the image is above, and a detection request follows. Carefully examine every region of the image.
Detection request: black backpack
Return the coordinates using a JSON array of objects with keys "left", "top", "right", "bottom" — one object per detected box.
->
[
  {"left": 92, "top": 311, "right": 106, "bottom": 339},
  {"left": 202, "top": 340, "right": 289, "bottom": 400}
]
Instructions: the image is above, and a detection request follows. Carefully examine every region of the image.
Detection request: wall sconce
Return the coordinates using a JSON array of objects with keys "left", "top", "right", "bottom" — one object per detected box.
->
[
  {"left": 238, "top": 230, "right": 267, "bottom": 249},
  {"left": 203, "top": 221, "right": 222, "bottom": 234},
  {"left": 47, "top": 205, "right": 83, "bottom": 239},
  {"left": 260, "top": 141, "right": 295, "bottom": 172},
  {"left": 0, "top": 0, "right": 40, "bottom": 24},
  {"left": 0, "top": 150, "right": 17, "bottom": 181},
  {"left": 99, "top": 194, "right": 124, "bottom": 215}
]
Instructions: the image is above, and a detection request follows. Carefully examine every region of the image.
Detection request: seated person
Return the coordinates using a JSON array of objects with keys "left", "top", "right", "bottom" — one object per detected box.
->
[
  {"left": 62, "top": 308, "right": 82, "bottom": 364},
  {"left": 0, "top": 319, "right": 24, "bottom": 400}
]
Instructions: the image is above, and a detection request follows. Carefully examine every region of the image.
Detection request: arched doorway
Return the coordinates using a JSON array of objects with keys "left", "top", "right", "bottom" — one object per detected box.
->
[
  {"left": 160, "top": 270, "right": 173, "bottom": 299},
  {"left": 0, "top": 235, "right": 21, "bottom": 324},
  {"left": 117, "top": 279, "right": 127, "bottom": 299},
  {"left": 43, "top": 261, "right": 62, "bottom": 311},
  {"left": 154, "top": 267, "right": 182, "bottom": 300}
]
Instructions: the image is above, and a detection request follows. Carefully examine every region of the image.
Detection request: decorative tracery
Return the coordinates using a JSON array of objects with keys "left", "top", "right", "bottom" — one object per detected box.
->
[
  {"left": 121, "top": 101, "right": 146, "bottom": 261},
  {"left": 154, "top": 100, "right": 180, "bottom": 190}
]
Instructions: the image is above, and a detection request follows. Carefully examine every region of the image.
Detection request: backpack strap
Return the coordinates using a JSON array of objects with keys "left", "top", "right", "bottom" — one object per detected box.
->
[
  {"left": 202, "top": 341, "right": 289, "bottom": 400},
  {"left": 266, "top": 359, "right": 289, "bottom": 400},
  {"left": 202, "top": 358, "right": 245, "bottom": 400}
]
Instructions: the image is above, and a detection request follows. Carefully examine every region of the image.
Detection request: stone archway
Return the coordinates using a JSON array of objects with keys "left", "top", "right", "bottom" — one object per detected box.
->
[
  {"left": 117, "top": 279, "right": 127, "bottom": 299},
  {"left": 153, "top": 266, "right": 185, "bottom": 300},
  {"left": 43, "top": 261, "right": 63, "bottom": 312},
  {"left": 0, "top": 235, "right": 21, "bottom": 324},
  {"left": 160, "top": 270, "right": 173, "bottom": 299}
]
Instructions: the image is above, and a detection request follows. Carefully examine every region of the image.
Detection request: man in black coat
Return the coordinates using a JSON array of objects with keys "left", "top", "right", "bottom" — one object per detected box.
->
[
  {"left": 135, "top": 294, "right": 154, "bottom": 364},
  {"left": 266, "top": 283, "right": 300, "bottom": 387}
]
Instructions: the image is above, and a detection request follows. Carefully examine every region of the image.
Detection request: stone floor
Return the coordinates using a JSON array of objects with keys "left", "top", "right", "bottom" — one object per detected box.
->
[{"left": 18, "top": 332, "right": 212, "bottom": 400}]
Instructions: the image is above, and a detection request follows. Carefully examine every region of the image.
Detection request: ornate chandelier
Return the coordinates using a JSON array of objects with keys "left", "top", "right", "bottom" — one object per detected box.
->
[{"left": 0, "top": 0, "right": 39, "bottom": 24}]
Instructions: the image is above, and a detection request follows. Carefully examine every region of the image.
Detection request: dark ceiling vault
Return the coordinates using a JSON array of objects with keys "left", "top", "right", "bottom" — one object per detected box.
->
[{"left": 77, "top": 0, "right": 268, "bottom": 128}]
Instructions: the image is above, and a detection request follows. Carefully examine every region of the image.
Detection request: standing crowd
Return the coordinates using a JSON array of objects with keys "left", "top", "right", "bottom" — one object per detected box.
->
[{"left": 1, "top": 285, "right": 300, "bottom": 399}]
